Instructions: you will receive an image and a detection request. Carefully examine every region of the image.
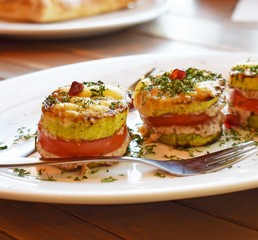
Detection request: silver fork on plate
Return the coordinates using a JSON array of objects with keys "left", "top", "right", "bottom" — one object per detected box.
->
[
  {"left": 128, "top": 67, "right": 156, "bottom": 92},
  {"left": 0, "top": 141, "right": 257, "bottom": 176}
]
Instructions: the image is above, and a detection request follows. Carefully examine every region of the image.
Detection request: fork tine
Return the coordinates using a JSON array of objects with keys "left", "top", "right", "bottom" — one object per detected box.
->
[
  {"left": 202, "top": 141, "right": 256, "bottom": 162},
  {"left": 204, "top": 146, "right": 258, "bottom": 173},
  {"left": 206, "top": 143, "right": 257, "bottom": 166},
  {"left": 128, "top": 67, "right": 156, "bottom": 91}
]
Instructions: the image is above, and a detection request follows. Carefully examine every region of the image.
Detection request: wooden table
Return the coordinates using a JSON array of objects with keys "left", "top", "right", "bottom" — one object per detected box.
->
[{"left": 0, "top": 0, "right": 258, "bottom": 239}]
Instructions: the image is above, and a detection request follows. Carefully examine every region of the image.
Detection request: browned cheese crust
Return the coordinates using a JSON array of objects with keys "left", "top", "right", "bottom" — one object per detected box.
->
[{"left": 0, "top": 0, "right": 136, "bottom": 22}]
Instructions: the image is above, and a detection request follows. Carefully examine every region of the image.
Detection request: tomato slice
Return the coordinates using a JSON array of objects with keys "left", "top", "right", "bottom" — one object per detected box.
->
[
  {"left": 141, "top": 113, "right": 212, "bottom": 127},
  {"left": 224, "top": 114, "right": 240, "bottom": 129},
  {"left": 231, "top": 90, "right": 258, "bottom": 113},
  {"left": 38, "top": 124, "right": 128, "bottom": 157}
]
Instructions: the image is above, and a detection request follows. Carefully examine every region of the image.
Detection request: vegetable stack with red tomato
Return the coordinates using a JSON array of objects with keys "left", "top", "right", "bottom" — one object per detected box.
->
[
  {"left": 36, "top": 81, "right": 132, "bottom": 169},
  {"left": 226, "top": 62, "right": 258, "bottom": 130},
  {"left": 133, "top": 68, "right": 226, "bottom": 147}
]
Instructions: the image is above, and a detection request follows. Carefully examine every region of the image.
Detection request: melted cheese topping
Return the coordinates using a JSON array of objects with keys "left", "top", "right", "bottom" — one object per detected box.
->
[
  {"left": 194, "top": 80, "right": 221, "bottom": 98},
  {"left": 230, "top": 62, "right": 258, "bottom": 77},
  {"left": 134, "top": 68, "right": 226, "bottom": 117},
  {"left": 42, "top": 82, "right": 132, "bottom": 120},
  {"left": 135, "top": 68, "right": 225, "bottom": 102}
]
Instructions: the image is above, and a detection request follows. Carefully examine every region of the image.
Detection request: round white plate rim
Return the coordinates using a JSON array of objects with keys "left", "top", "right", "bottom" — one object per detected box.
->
[
  {"left": 0, "top": 0, "right": 170, "bottom": 38},
  {"left": 0, "top": 52, "right": 258, "bottom": 204}
]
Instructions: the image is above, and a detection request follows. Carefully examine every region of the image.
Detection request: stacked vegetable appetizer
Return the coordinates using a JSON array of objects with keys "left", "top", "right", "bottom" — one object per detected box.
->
[
  {"left": 36, "top": 61, "right": 257, "bottom": 171},
  {"left": 133, "top": 68, "right": 226, "bottom": 147},
  {"left": 36, "top": 81, "right": 132, "bottom": 168},
  {"left": 226, "top": 62, "right": 258, "bottom": 130}
]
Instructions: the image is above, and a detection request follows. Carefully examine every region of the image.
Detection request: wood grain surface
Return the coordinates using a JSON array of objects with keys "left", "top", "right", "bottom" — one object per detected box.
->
[{"left": 0, "top": 0, "right": 257, "bottom": 239}]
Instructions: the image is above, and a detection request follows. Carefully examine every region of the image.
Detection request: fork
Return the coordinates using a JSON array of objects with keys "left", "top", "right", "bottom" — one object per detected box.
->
[
  {"left": 128, "top": 67, "right": 156, "bottom": 92},
  {"left": 128, "top": 67, "right": 156, "bottom": 111},
  {"left": 0, "top": 141, "right": 257, "bottom": 176}
]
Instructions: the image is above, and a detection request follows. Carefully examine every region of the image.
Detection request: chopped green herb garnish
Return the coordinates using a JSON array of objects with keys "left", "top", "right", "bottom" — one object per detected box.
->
[
  {"left": 37, "top": 167, "right": 46, "bottom": 176},
  {"left": 0, "top": 145, "right": 7, "bottom": 151},
  {"left": 163, "top": 154, "right": 182, "bottom": 160},
  {"left": 154, "top": 172, "right": 166, "bottom": 178},
  {"left": 83, "top": 81, "right": 106, "bottom": 97},
  {"left": 143, "top": 144, "right": 157, "bottom": 155},
  {"left": 91, "top": 167, "right": 100, "bottom": 174},
  {"left": 43, "top": 95, "right": 58, "bottom": 109},
  {"left": 90, "top": 86, "right": 105, "bottom": 97},
  {"left": 13, "top": 168, "right": 31, "bottom": 177},
  {"left": 194, "top": 148, "right": 203, "bottom": 153},
  {"left": 83, "top": 80, "right": 104, "bottom": 87},
  {"left": 109, "top": 101, "right": 121, "bottom": 110},
  {"left": 231, "top": 63, "right": 258, "bottom": 76},
  {"left": 101, "top": 176, "right": 118, "bottom": 183},
  {"left": 141, "top": 68, "right": 223, "bottom": 98},
  {"left": 13, "top": 127, "right": 37, "bottom": 143},
  {"left": 46, "top": 175, "right": 56, "bottom": 181},
  {"left": 187, "top": 149, "right": 195, "bottom": 157}
]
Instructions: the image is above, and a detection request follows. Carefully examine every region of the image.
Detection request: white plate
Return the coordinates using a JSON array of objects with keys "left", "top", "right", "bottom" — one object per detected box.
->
[
  {"left": 0, "top": 0, "right": 170, "bottom": 39},
  {"left": 0, "top": 53, "right": 258, "bottom": 204}
]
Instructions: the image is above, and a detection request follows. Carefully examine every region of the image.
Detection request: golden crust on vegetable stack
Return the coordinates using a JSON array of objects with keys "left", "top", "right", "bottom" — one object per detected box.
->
[
  {"left": 0, "top": 0, "right": 136, "bottom": 23},
  {"left": 225, "top": 61, "right": 258, "bottom": 130},
  {"left": 36, "top": 81, "right": 132, "bottom": 169},
  {"left": 133, "top": 68, "right": 226, "bottom": 147}
]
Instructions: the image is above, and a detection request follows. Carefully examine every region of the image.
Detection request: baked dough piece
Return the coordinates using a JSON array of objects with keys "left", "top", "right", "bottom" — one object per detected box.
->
[{"left": 0, "top": 0, "right": 136, "bottom": 23}]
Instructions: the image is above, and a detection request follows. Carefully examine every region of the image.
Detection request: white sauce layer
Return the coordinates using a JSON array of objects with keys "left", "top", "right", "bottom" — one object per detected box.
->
[{"left": 141, "top": 112, "right": 224, "bottom": 140}]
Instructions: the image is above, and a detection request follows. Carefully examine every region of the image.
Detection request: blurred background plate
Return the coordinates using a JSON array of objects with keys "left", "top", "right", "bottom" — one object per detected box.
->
[{"left": 0, "top": 0, "right": 170, "bottom": 39}]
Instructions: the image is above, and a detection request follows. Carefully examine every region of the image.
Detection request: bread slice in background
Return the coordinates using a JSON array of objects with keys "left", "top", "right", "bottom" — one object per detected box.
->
[{"left": 0, "top": 0, "right": 136, "bottom": 23}]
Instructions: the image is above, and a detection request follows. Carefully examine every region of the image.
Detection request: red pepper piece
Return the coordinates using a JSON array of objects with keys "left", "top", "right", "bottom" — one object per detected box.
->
[
  {"left": 169, "top": 69, "right": 186, "bottom": 80},
  {"left": 224, "top": 114, "right": 240, "bottom": 129},
  {"left": 68, "top": 81, "right": 84, "bottom": 96}
]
